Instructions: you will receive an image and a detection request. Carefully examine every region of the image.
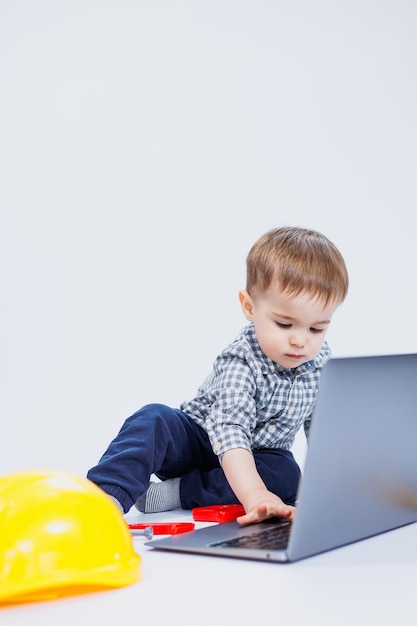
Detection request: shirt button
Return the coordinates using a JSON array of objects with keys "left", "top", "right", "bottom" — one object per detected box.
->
[
  {"left": 268, "top": 424, "right": 277, "bottom": 433},
  {"left": 288, "top": 406, "right": 294, "bottom": 415},
  {"left": 213, "top": 441, "right": 221, "bottom": 453}
]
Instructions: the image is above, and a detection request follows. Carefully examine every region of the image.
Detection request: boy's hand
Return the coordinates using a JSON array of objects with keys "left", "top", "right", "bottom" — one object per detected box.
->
[
  {"left": 236, "top": 489, "right": 296, "bottom": 526},
  {"left": 221, "top": 448, "right": 296, "bottom": 525}
]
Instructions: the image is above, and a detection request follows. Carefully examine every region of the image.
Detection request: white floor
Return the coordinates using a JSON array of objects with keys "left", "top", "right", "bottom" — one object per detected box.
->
[{"left": 3, "top": 506, "right": 417, "bottom": 625}]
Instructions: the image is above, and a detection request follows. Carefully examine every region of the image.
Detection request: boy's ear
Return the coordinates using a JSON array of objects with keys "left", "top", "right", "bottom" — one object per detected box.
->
[{"left": 239, "top": 290, "right": 254, "bottom": 321}]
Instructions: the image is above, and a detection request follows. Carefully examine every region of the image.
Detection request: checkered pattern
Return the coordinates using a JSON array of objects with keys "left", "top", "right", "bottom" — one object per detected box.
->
[{"left": 180, "top": 323, "right": 331, "bottom": 457}]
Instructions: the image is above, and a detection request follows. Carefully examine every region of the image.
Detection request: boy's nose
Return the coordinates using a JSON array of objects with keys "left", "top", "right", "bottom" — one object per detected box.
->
[{"left": 290, "top": 333, "right": 305, "bottom": 348}]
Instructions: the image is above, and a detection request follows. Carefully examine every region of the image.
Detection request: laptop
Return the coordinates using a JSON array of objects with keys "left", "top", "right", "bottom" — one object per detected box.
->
[{"left": 147, "top": 353, "right": 417, "bottom": 562}]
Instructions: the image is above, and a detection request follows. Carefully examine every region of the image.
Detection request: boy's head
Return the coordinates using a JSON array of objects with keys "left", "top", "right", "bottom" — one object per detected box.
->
[
  {"left": 240, "top": 226, "right": 348, "bottom": 368},
  {"left": 245, "top": 226, "right": 348, "bottom": 305}
]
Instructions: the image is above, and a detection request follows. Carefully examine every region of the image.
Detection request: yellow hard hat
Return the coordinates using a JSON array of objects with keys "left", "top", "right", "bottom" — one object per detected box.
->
[{"left": 0, "top": 469, "right": 141, "bottom": 605}]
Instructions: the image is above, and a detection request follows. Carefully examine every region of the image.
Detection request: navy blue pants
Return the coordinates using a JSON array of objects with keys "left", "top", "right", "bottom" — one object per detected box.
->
[{"left": 87, "top": 403, "right": 301, "bottom": 513}]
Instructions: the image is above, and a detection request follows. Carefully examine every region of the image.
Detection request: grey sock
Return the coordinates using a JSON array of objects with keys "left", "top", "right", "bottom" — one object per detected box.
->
[
  {"left": 135, "top": 478, "right": 181, "bottom": 513},
  {"left": 108, "top": 494, "right": 124, "bottom": 514}
]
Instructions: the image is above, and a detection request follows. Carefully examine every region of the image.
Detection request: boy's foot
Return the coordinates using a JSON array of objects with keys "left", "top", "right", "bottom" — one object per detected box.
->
[
  {"left": 135, "top": 477, "right": 181, "bottom": 513},
  {"left": 108, "top": 494, "right": 124, "bottom": 514}
]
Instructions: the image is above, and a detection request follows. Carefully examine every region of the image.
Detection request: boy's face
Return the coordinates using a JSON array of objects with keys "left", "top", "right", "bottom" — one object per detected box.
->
[{"left": 239, "top": 287, "right": 339, "bottom": 369}]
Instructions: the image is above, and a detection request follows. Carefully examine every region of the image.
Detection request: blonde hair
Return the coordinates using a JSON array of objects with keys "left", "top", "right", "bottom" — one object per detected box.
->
[{"left": 246, "top": 226, "right": 349, "bottom": 305}]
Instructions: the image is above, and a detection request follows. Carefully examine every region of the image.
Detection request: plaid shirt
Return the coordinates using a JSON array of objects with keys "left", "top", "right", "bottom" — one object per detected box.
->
[{"left": 180, "top": 323, "right": 331, "bottom": 457}]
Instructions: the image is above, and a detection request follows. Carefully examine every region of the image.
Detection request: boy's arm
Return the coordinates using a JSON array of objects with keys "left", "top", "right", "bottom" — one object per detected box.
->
[{"left": 221, "top": 448, "right": 295, "bottom": 525}]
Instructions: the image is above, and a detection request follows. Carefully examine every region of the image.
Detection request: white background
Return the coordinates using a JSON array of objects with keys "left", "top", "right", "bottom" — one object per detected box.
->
[{"left": 1, "top": 0, "right": 416, "bottom": 479}]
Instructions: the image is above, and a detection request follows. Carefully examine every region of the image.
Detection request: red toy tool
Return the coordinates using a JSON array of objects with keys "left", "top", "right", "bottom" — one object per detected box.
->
[
  {"left": 128, "top": 522, "right": 195, "bottom": 535},
  {"left": 192, "top": 504, "right": 245, "bottom": 523}
]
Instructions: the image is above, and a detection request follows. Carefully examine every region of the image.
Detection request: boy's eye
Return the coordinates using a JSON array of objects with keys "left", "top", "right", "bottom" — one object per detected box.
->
[
  {"left": 276, "top": 322, "right": 291, "bottom": 329},
  {"left": 310, "top": 327, "right": 324, "bottom": 334}
]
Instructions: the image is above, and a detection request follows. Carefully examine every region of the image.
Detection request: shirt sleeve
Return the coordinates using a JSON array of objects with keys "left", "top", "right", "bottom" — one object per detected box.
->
[{"left": 202, "top": 351, "right": 260, "bottom": 457}]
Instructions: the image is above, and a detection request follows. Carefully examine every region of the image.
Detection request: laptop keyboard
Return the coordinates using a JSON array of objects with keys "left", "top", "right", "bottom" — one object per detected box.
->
[{"left": 211, "top": 519, "right": 292, "bottom": 551}]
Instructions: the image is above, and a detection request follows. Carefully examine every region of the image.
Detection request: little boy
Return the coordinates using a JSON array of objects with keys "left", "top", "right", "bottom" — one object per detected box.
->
[{"left": 87, "top": 226, "right": 348, "bottom": 525}]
